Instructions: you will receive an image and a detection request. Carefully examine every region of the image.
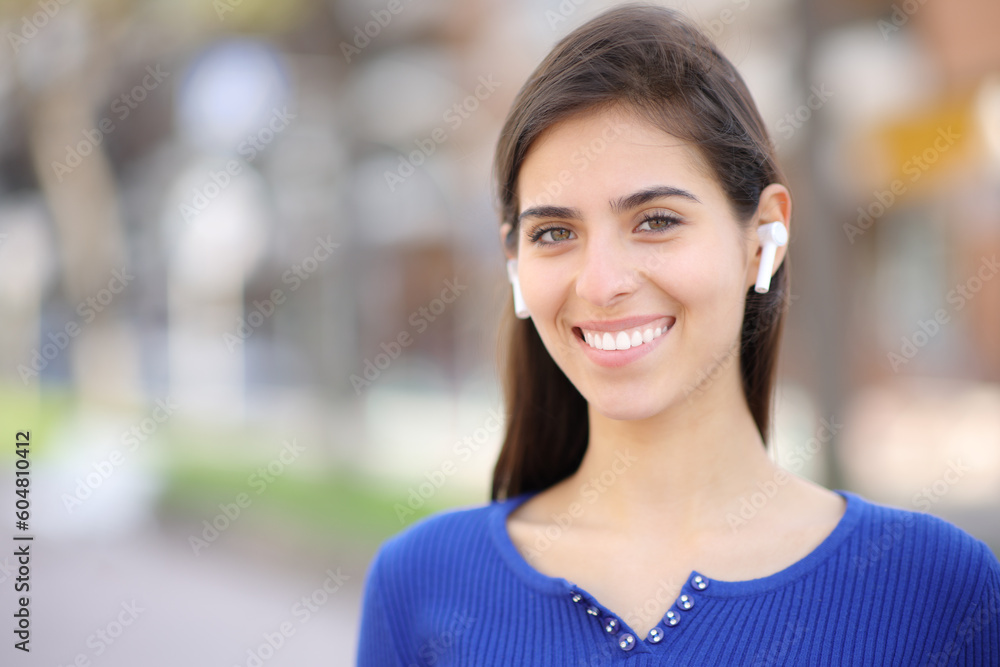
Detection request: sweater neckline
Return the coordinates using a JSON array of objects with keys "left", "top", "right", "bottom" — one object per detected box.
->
[{"left": 488, "top": 488, "right": 865, "bottom": 599}]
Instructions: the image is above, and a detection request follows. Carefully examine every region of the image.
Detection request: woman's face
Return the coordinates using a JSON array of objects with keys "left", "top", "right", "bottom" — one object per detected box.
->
[{"left": 509, "top": 107, "right": 769, "bottom": 421}]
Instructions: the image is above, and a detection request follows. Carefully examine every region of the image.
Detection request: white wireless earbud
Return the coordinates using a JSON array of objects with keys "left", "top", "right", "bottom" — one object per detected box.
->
[
  {"left": 507, "top": 259, "right": 530, "bottom": 319},
  {"left": 754, "top": 221, "right": 788, "bottom": 294}
]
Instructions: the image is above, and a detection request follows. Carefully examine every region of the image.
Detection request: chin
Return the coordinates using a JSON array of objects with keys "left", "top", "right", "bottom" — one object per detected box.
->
[{"left": 585, "top": 393, "right": 670, "bottom": 422}]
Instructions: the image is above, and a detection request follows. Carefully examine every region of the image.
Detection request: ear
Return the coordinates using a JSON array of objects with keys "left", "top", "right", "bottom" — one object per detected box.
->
[
  {"left": 499, "top": 223, "right": 517, "bottom": 261},
  {"left": 747, "top": 183, "right": 792, "bottom": 290}
]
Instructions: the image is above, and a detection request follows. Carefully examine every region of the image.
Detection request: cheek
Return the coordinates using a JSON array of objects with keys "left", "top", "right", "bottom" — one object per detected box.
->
[
  {"left": 651, "top": 243, "right": 747, "bottom": 335},
  {"left": 519, "top": 262, "right": 567, "bottom": 312},
  {"left": 518, "top": 264, "right": 580, "bottom": 357},
  {"left": 651, "top": 245, "right": 737, "bottom": 302}
]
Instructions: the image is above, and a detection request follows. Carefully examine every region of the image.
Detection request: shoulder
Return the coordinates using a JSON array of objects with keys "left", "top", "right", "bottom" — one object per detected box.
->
[
  {"left": 845, "top": 490, "right": 1000, "bottom": 598},
  {"left": 848, "top": 491, "right": 995, "bottom": 561},
  {"left": 357, "top": 500, "right": 504, "bottom": 663},
  {"left": 365, "top": 497, "right": 501, "bottom": 588},
  {"left": 839, "top": 492, "right": 1000, "bottom": 657}
]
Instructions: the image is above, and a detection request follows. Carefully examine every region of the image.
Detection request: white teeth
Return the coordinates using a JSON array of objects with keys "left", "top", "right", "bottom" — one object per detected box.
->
[{"left": 580, "top": 321, "right": 671, "bottom": 351}]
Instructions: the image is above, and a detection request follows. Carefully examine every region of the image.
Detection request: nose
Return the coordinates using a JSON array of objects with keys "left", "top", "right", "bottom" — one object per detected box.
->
[{"left": 574, "top": 231, "right": 640, "bottom": 308}]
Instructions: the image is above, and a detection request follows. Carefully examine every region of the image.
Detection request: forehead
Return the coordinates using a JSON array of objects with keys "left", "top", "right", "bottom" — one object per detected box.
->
[{"left": 517, "top": 107, "right": 716, "bottom": 208}]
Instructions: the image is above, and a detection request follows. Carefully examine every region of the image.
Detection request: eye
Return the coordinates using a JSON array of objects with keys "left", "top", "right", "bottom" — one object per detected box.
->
[
  {"left": 528, "top": 226, "right": 574, "bottom": 245},
  {"left": 636, "top": 213, "right": 682, "bottom": 233}
]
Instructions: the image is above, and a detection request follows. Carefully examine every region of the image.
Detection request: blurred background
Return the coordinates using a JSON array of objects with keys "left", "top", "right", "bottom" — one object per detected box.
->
[{"left": 0, "top": 0, "right": 997, "bottom": 664}]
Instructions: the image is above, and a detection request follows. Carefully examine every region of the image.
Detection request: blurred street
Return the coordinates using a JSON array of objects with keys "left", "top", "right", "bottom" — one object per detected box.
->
[{"left": 1, "top": 0, "right": 999, "bottom": 663}]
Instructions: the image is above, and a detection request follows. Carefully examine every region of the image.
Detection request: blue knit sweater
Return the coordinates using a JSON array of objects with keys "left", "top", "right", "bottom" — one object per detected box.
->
[{"left": 357, "top": 490, "right": 1000, "bottom": 665}]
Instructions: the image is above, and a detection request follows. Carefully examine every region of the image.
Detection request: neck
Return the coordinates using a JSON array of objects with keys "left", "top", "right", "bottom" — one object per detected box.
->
[{"left": 556, "top": 366, "right": 780, "bottom": 536}]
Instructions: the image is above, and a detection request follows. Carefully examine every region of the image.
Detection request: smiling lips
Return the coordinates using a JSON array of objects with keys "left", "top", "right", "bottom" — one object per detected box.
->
[{"left": 575, "top": 316, "right": 674, "bottom": 351}]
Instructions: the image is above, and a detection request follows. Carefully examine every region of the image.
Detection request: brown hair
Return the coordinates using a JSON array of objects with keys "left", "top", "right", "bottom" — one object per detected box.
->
[{"left": 491, "top": 3, "right": 790, "bottom": 501}]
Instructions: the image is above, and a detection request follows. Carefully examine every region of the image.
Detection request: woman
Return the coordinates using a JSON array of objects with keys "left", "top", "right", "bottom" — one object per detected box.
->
[{"left": 357, "top": 5, "right": 1000, "bottom": 664}]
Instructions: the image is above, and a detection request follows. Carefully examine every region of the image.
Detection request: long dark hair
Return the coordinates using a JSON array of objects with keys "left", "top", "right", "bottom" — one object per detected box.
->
[{"left": 490, "top": 4, "right": 790, "bottom": 501}]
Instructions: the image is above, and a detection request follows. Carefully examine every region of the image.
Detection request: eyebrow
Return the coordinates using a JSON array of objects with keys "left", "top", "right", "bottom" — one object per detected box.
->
[{"left": 517, "top": 185, "right": 701, "bottom": 224}]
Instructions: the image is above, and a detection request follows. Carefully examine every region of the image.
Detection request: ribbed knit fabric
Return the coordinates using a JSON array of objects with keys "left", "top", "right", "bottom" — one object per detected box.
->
[{"left": 357, "top": 490, "right": 1000, "bottom": 665}]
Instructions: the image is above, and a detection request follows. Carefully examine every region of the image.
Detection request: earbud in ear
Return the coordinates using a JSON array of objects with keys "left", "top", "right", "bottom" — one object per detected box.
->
[
  {"left": 506, "top": 259, "right": 530, "bottom": 319},
  {"left": 754, "top": 222, "right": 788, "bottom": 294}
]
